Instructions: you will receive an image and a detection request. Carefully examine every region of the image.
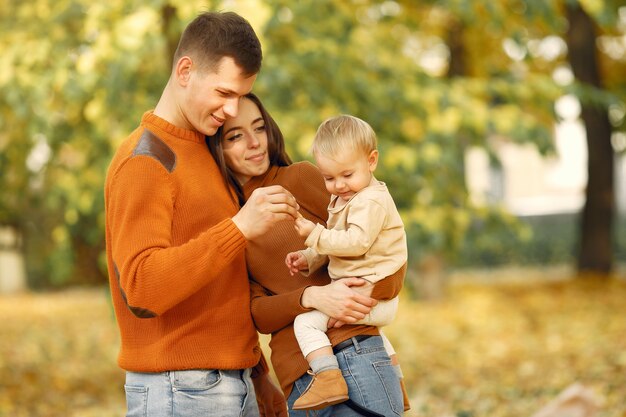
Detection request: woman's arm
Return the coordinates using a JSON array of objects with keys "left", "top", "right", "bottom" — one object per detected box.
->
[
  {"left": 300, "top": 278, "right": 377, "bottom": 323},
  {"left": 327, "top": 264, "right": 406, "bottom": 329},
  {"left": 250, "top": 277, "right": 379, "bottom": 334},
  {"left": 250, "top": 279, "right": 310, "bottom": 334}
]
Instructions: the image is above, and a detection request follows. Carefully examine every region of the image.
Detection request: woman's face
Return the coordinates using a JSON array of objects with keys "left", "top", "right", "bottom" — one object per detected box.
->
[{"left": 221, "top": 97, "right": 270, "bottom": 184}]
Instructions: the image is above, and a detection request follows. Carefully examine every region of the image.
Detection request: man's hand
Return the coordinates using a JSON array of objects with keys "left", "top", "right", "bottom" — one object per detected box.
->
[
  {"left": 285, "top": 251, "right": 308, "bottom": 276},
  {"left": 252, "top": 373, "right": 288, "bottom": 417},
  {"left": 301, "top": 278, "right": 377, "bottom": 323},
  {"left": 232, "top": 185, "right": 299, "bottom": 240}
]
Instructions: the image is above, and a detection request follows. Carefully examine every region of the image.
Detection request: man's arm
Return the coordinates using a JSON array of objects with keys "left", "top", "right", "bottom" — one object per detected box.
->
[
  {"left": 109, "top": 159, "right": 248, "bottom": 317},
  {"left": 110, "top": 159, "right": 298, "bottom": 317}
]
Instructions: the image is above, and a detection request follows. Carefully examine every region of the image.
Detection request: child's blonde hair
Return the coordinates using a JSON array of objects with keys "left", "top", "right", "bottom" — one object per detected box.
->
[{"left": 312, "top": 115, "right": 377, "bottom": 158}]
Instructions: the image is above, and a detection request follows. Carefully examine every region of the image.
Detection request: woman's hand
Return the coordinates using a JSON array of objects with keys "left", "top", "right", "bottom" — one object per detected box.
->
[
  {"left": 252, "top": 373, "right": 288, "bottom": 417},
  {"left": 285, "top": 251, "right": 308, "bottom": 276},
  {"left": 326, "top": 278, "right": 374, "bottom": 328},
  {"left": 301, "top": 278, "right": 377, "bottom": 323}
]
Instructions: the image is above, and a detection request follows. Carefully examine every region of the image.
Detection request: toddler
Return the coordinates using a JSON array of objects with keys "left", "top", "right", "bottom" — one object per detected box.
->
[{"left": 285, "top": 114, "right": 408, "bottom": 411}]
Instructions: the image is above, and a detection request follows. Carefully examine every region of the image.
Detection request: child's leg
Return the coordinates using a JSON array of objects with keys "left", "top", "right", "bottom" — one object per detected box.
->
[
  {"left": 355, "top": 296, "right": 399, "bottom": 327},
  {"left": 292, "top": 311, "right": 348, "bottom": 410},
  {"left": 293, "top": 310, "right": 335, "bottom": 362}
]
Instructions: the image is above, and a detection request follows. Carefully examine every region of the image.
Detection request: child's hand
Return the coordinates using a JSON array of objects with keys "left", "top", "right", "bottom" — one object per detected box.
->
[
  {"left": 285, "top": 251, "right": 309, "bottom": 276},
  {"left": 294, "top": 215, "right": 315, "bottom": 238}
]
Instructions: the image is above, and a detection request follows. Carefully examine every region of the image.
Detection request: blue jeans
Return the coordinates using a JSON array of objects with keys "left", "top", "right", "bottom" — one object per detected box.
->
[
  {"left": 287, "top": 336, "right": 403, "bottom": 417},
  {"left": 124, "top": 368, "right": 259, "bottom": 417}
]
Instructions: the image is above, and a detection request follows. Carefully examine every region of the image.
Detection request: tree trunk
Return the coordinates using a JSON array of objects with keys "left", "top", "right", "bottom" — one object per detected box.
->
[
  {"left": 161, "top": 4, "right": 179, "bottom": 70},
  {"left": 72, "top": 235, "right": 106, "bottom": 285},
  {"left": 446, "top": 18, "right": 466, "bottom": 78},
  {"left": 565, "top": 2, "right": 614, "bottom": 275},
  {"left": 408, "top": 16, "right": 469, "bottom": 301}
]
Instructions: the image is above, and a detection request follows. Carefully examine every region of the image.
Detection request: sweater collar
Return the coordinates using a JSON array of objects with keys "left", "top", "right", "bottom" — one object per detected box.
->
[
  {"left": 243, "top": 165, "right": 281, "bottom": 199},
  {"left": 141, "top": 111, "right": 205, "bottom": 144}
]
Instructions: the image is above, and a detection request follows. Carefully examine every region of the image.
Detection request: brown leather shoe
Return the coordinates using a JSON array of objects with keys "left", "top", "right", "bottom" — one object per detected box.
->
[
  {"left": 292, "top": 369, "right": 349, "bottom": 410},
  {"left": 400, "top": 378, "right": 411, "bottom": 411}
]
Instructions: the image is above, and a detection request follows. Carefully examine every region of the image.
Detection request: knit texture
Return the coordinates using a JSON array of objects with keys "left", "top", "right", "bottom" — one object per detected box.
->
[
  {"left": 243, "top": 162, "right": 406, "bottom": 396},
  {"left": 105, "top": 111, "right": 260, "bottom": 372}
]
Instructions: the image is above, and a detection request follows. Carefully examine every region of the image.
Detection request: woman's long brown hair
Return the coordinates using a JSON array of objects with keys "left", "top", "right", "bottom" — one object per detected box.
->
[{"left": 206, "top": 93, "right": 292, "bottom": 206}]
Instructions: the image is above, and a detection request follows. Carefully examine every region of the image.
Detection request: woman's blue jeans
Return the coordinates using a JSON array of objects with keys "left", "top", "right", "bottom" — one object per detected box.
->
[
  {"left": 287, "top": 335, "right": 403, "bottom": 416},
  {"left": 124, "top": 368, "right": 259, "bottom": 417}
]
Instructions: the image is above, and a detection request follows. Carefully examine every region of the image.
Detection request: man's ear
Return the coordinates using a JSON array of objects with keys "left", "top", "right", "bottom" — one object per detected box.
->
[
  {"left": 368, "top": 149, "right": 379, "bottom": 172},
  {"left": 175, "top": 56, "right": 193, "bottom": 86}
]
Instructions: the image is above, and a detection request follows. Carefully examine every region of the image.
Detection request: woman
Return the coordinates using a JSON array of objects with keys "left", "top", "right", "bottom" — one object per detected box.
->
[{"left": 207, "top": 93, "right": 407, "bottom": 416}]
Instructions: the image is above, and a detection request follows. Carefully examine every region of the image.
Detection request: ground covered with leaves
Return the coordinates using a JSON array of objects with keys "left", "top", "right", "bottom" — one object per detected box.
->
[
  {"left": 1, "top": 276, "right": 624, "bottom": 417},
  {"left": 390, "top": 276, "right": 626, "bottom": 417}
]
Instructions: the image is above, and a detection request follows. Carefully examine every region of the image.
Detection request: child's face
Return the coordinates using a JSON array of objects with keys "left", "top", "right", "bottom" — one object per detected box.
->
[{"left": 315, "top": 149, "right": 378, "bottom": 202}]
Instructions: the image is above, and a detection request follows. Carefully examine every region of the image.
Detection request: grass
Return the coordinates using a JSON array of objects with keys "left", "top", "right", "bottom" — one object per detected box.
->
[{"left": 1, "top": 275, "right": 625, "bottom": 417}]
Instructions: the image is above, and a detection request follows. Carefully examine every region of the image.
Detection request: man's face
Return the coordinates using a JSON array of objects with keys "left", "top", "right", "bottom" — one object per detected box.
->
[{"left": 180, "top": 56, "right": 257, "bottom": 136}]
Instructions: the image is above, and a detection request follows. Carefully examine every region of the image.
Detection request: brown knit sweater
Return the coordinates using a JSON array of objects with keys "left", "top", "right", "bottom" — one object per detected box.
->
[
  {"left": 105, "top": 111, "right": 262, "bottom": 372},
  {"left": 244, "top": 162, "right": 405, "bottom": 396}
]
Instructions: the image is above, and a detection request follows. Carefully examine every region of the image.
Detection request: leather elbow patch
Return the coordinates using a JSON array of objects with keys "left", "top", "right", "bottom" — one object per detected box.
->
[
  {"left": 128, "top": 305, "right": 157, "bottom": 319},
  {"left": 114, "top": 263, "right": 157, "bottom": 319}
]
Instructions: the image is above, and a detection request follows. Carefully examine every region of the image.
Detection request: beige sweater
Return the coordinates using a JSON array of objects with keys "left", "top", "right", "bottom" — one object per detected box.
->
[{"left": 303, "top": 176, "right": 408, "bottom": 283}]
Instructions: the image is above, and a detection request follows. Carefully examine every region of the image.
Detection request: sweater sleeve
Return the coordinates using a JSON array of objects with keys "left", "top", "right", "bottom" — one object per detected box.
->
[
  {"left": 250, "top": 279, "right": 312, "bottom": 334},
  {"left": 108, "top": 157, "right": 246, "bottom": 317},
  {"left": 370, "top": 262, "right": 406, "bottom": 301},
  {"left": 305, "top": 199, "right": 387, "bottom": 257},
  {"left": 299, "top": 247, "right": 328, "bottom": 276}
]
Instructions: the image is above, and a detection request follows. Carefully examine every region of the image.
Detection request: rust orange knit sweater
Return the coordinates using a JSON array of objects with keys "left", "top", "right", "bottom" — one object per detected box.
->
[
  {"left": 105, "top": 111, "right": 261, "bottom": 372},
  {"left": 244, "top": 163, "right": 405, "bottom": 396}
]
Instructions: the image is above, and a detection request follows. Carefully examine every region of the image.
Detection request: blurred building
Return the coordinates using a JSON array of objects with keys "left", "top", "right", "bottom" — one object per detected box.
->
[
  {"left": 465, "top": 100, "right": 626, "bottom": 217},
  {"left": 0, "top": 226, "right": 26, "bottom": 294}
]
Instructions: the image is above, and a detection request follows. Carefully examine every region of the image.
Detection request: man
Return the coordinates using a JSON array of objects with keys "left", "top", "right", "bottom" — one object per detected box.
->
[{"left": 104, "top": 11, "right": 295, "bottom": 417}]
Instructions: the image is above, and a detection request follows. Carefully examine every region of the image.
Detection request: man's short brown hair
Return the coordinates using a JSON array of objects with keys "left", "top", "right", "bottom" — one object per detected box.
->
[{"left": 173, "top": 11, "right": 262, "bottom": 76}]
